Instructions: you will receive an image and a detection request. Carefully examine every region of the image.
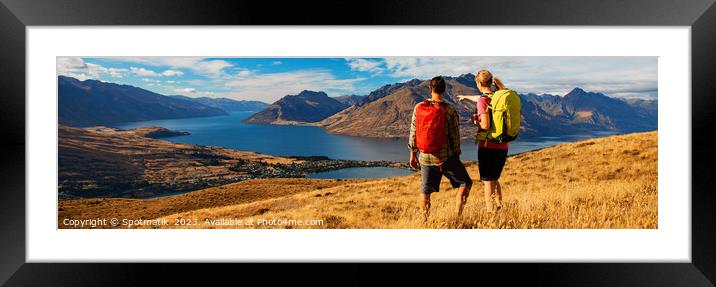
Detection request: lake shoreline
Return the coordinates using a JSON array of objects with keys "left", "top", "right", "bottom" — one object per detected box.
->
[
  {"left": 59, "top": 124, "right": 420, "bottom": 201},
  {"left": 113, "top": 111, "right": 630, "bottom": 163},
  {"left": 139, "top": 158, "right": 413, "bottom": 199},
  {"left": 228, "top": 155, "right": 411, "bottom": 179}
]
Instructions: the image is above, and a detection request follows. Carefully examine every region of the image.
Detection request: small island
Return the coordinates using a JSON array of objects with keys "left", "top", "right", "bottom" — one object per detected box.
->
[{"left": 130, "top": 126, "right": 191, "bottom": 139}]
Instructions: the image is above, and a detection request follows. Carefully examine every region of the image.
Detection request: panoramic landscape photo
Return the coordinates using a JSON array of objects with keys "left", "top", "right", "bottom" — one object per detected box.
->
[{"left": 57, "top": 56, "right": 658, "bottom": 229}]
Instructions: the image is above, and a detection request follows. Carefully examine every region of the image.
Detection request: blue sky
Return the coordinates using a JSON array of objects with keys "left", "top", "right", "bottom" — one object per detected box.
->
[{"left": 57, "top": 57, "right": 657, "bottom": 103}]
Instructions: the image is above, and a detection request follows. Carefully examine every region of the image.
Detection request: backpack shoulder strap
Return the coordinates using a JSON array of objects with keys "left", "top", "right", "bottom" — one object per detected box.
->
[
  {"left": 480, "top": 95, "right": 493, "bottom": 111},
  {"left": 425, "top": 99, "right": 450, "bottom": 108}
]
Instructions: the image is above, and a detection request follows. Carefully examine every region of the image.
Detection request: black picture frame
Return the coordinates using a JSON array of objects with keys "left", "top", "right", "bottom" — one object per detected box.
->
[{"left": 1, "top": 0, "right": 715, "bottom": 286}]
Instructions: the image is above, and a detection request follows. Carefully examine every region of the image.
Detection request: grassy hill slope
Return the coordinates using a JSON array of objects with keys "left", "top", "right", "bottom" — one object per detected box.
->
[
  {"left": 60, "top": 131, "right": 657, "bottom": 229},
  {"left": 58, "top": 125, "right": 296, "bottom": 199}
]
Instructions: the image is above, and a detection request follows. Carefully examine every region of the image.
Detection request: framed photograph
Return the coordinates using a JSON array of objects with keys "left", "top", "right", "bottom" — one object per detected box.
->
[{"left": 1, "top": 0, "right": 715, "bottom": 285}]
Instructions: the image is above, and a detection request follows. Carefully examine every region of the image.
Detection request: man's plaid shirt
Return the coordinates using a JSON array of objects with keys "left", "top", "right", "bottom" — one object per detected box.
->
[{"left": 408, "top": 100, "right": 462, "bottom": 166}]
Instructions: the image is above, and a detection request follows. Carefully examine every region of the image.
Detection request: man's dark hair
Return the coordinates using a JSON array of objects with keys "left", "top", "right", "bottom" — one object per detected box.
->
[{"left": 430, "top": 76, "right": 446, "bottom": 94}]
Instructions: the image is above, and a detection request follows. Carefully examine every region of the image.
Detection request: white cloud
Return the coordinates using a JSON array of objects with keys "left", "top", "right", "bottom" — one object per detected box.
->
[
  {"left": 57, "top": 57, "right": 86, "bottom": 71},
  {"left": 161, "top": 69, "right": 184, "bottom": 77},
  {"left": 102, "top": 57, "right": 232, "bottom": 76},
  {"left": 226, "top": 69, "right": 365, "bottom": 102},
  {"left": 381, "top": 57, "right": 497, "bottom": 78},
  {"left": 106, "top": 68, "right": 126, "bottom": 78},
  {"left": 57, "top": 57, "right": 128, "bottom": 80},
  {"left": 187, "top": 79, "right": 206, "bottom": 85},
  {"left": 181, "top": 59, "right": 231, "bottom": 76},
  {"left": 168, "top": 86, "right": 217, "bottom": 97},
  {"left": 131, "top": 67, "right": 185, "bottom": 78},
  {"left": 223, "top": 66, "right": 254, "bottom": 77},
  {"left": 130, "top": 67, "right": 161, "bottom": 77},
  {"left": 62, "top": 57, "right": 658, "bottom": 100},
  {"left": 346, "top": 58, "right": 384, "bottom": 74},
  {"left": 376, "top": 57, "right": 658, "bottom": 99},
  {"left": 174, "top": 87, "right": 196, "bottom": 94}
]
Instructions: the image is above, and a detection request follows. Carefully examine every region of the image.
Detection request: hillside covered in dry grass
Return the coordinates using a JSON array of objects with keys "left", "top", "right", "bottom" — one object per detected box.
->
[
  {"left": 60, "top": 131, "right": 657, "bottom": 229},
  {"left": 58, "top": 125, "right": 295, "bottom": 199}
]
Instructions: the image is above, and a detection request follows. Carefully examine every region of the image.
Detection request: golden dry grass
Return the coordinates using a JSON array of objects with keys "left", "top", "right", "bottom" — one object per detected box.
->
[
  {"left": 150, "top": 131, "right": 657, "bottom": 229},
  {"left": 58, "top": 178, "right": 355, "bottom": 228}
]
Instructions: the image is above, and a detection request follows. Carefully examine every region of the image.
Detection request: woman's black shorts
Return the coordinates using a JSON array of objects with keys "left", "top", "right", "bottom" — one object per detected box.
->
[{"left": 477, "top": 147, "right": 508, "bottom": 181}]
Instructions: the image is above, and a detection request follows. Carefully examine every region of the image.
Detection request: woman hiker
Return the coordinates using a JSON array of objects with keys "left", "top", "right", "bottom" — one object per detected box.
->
[{"left": 456, "top": 70, "right": 508, "bottom": 212}]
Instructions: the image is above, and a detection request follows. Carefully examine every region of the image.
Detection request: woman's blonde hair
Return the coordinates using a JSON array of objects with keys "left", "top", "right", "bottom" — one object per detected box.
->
[{"left": 476, "top": 70, "right": 505, "bottom": 91}]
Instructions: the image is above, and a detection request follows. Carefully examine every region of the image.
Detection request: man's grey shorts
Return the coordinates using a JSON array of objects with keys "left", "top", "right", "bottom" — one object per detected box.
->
[{"left": 420, "top": 155, "right": 473, "bottom": 194}]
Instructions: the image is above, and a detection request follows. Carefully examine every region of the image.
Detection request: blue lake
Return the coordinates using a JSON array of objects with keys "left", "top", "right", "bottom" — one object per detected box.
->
[{"left": 114, "top": 112, "right": 617, "bottom": 178}]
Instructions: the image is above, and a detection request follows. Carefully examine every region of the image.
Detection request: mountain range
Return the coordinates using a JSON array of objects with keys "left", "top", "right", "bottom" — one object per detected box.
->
[
  {"left": 170, "top": 95, "right": 268, "bottom": 112},
  {"left": 320, "top": 75, "right": 480, "bottom": 138},
  {"left": 243, "top": 90, "right": 348, "bottom": 124},
  {"left": 245, "top": 73, "right": 657, "bottom": 139},
  {"left": 58, "top": 76, "right": 266, "bottom": 127},
  {"left": 333, "top": 94, "right": 365, "bottom": 106},
  {"left": 58, "top": 75, "right": 657, "bottom": 139}
]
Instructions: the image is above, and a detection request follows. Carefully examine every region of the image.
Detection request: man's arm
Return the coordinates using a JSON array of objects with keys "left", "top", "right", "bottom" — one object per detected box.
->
[
  {"left": 408, "top": 105, "right": 420, "bottom": 169},
  {"left": 408, "top": 104, "right": 418, "bottom": 152},
  {"left": 448, "top": 108, "right": 461, "bottom": 155}
]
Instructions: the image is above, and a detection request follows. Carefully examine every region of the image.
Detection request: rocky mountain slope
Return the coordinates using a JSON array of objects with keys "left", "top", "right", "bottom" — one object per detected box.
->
[
  {"left": 333, "top": 95, "right": 364, "bottom": 106},
  {"left": 321, "top": 74, "right": 484, "bottom": 138},
  {"left": 58, "top": 76, "right": 227, "bottom": 126},
  {"left": 243, "top": 90, "right": 348, "bottom": 124},
  {"left": 319, "top": 74, "right": 657, "bottom": 139}
]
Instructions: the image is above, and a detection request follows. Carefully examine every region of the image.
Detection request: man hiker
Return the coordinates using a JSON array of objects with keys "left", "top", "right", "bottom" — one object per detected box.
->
[{"left": 408, "top": 76, "right": 473, "bottom": 221}]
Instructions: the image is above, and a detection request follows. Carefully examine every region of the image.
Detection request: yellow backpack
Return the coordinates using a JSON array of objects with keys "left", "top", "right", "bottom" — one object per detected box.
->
[{"left": 476, "top": 89, "right": 521, "bottom": 143}]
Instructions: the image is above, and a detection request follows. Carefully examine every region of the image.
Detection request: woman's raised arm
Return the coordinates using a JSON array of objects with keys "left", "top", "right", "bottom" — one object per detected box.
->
[{"left": 456, "top": 95, "right": 481, "bottom": 102}]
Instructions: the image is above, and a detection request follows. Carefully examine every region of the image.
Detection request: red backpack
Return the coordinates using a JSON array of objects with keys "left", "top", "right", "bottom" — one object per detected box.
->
[{"left": 415, "top": 100, "right": 447, "bottom": 154}]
